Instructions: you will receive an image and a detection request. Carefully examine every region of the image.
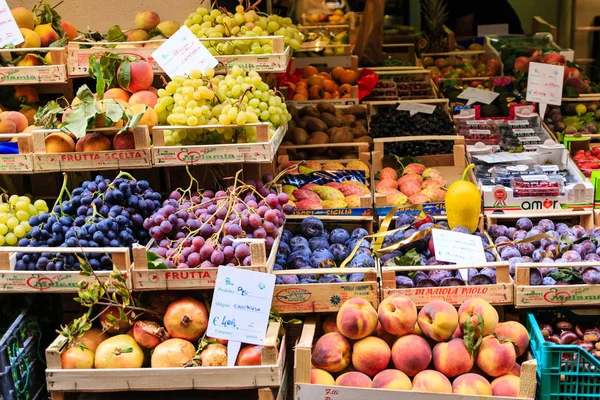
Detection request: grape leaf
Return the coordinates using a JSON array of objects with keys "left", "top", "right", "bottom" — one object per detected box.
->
[
  {"left": 34, "top": 100, "right": 65, "bottom": 128},
  {"left": 146, "top": 250, "right": 169, "bottom": 270},
  {"left": 60, "top": 85, "right": 101, "bottom": 138}
]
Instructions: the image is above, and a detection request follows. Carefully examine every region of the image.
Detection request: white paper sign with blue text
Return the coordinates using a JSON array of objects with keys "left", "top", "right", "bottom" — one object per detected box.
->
[
  {"left": 432, "top": 228, "right": 487, "bottom": 265},
  {"left": 0, "top": 0, "right": 24, "bottom": 47},
  {"left": 152, "top": 25, "right": 218, "bottom": 78},
  {"left": 207, "top": 266, "right": 276, "bottom": 346}
]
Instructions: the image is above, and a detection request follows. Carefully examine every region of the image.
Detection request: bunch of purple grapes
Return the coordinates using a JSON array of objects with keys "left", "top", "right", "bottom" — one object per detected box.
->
[{"left": 144, "top": 175, "right": 292, "bottom": 269}]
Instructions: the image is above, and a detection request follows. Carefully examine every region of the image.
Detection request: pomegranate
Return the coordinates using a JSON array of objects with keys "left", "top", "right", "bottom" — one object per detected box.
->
[
  {"left": 94, "top": 334, "right": 144, "bottom": 369},
  {"left": 151, "top": 338, "right": 196, "bottom": 368},
  {"left": 99, "top": 307, "right": 133, "bottom": 334},
  {"left": 236, "top": 345, "right": 262, "bottom": 366},
  {"left": 163, "top": 297, "right": 208, "bottom": 341},
  {"left": 61, "top": 345, "right": 95, "bottom": 369},
  {"left": 200, "top": 343, "right": 227, "bottom": 366},
  {"left": 74, "top": 328, "right": 108, "bottom": 352},
  {"left": 133, "top": 320, "right": 170, "bottom": 349},
  {"left": 207, "top": 336, "right": 229, "bottom": 346}
]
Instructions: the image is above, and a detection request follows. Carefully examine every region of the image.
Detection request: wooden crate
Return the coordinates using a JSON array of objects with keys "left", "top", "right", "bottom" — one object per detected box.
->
[
  {"left": 485, "top": 210, "right": 594, "bottom": 231},
  {"left": 271, "top": 219, "right": 378, "bottom": 314},
  {"left": 283, "top": 85, "right": 359, "bottom": 107},
  {"left": 365, "top": 98, "right": 452, "bottom": 123},
  {"left": 131, "top": 234, "right": 280, "bottom": 291},
  {"left": 0, "top": 47, "right": 67, "bottom": 85},
  {"left": 291, "top": 53, "right": 358, "bottom": 70},
  {"left": 381, "top": 261, "right": 513, "bottom": 306},
  {"left": 364, "top": 69, "right": 438, "bottom": 101},
  {"left": 151, "top": 123, "right": 287, "bottom": 166},
  {"left": 0, "top": 246, "right": 130, "bottom": 293},
  {"left": 46, "top": 321, "right": 286, "bottom": 400},
  {"left": 515, "top": 260, "right": 600, "bottom": 308},
  {"left": 359, "top": 43, "right": 423, "bottom": 71},
  {"left": 32, "top": 126, "right": 152, "bottom": 172},
  {"left": 277, "top": 139, "right": 371, "bottom": 166},
  {"left": 422, "top": 41, "right": 504, "bottom": 75},
  {"left": 0, "top": 133, "right": 34, "bottom": 173},
  {"left": 372, "top": 135, "right": 467, "bottom": 217},
  {"left": 294, "top": 317, "right": 537, "bottom": 400}
]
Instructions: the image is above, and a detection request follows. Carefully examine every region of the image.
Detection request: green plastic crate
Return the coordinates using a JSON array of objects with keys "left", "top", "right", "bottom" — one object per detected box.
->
[{"left": 525, "top": 309, "right": 600, "bottom": 400}]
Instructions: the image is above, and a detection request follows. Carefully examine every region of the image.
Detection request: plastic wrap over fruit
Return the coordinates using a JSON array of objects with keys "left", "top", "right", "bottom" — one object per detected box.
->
[{"left": 283, "top": 169, "right": 367, "bottom": 187}]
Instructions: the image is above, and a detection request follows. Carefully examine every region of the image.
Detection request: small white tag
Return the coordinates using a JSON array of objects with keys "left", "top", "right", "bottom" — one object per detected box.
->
[
  {"left": 521, "top": 174, "right": 549, "bottom": 182},
  {"left": 469, "top": 129, "right": 491, "bottom": 135},
  {"left": 458, "top": 87, "right": 500, "bottom": 105},
  {"left": 397, "top": 102, "right": 436, "bottom": 116},
  {"left": 512, "top": 128, "right": 536, "bottom": 135}
]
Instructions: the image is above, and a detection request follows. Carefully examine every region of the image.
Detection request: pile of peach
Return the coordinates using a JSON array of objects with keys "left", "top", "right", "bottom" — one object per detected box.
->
[{"left": 311, "top": 296, "right": 529, "bottom": 396}]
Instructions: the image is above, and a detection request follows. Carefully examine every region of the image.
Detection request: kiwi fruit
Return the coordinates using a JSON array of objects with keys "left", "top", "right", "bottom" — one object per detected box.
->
[
  {"left": 316, "top": 101, "right": 336, "bottom": 115},
  {"left": 289, "top": 127, "right": 309, "bottom": 145},
  {"left": 321, "top": 113, "right": 340, "bottom": 128},
  {"left": 305, "top": 117, "right": 328, "bottom": 133},
  {"left": 307, "top": 131, "right": 329, "bottom": 155},
  {"left": 351, "top": 126, "right": 368, "bottom": 138},
  {"left": 299, "top": 106, "right": 320, "bottom": 119},
  {"left": 297, "top": 119, "right": 308, "bottom": 130},
  {"left": 288, "top": 105, "right": 299, "bottom": 121},
  {"left": 354, "top": 136, "right": 373, "bottom": 144},
  {"left": 330, "top": 127, "right": 353, "bottom": 143},
  {"left": 344, "top": 105, "right": 367, "bottom": 119},
  {"left": 342, "top": 114, "right": 356, "bottom": 126}
]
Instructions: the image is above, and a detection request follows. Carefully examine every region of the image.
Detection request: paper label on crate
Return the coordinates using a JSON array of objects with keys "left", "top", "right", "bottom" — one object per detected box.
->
[
  {"left": 512, "top": 128, "right": 536, "bottom": 135},
  {"left": 508, "top": 120, "right": 530, "bottom": 127},
  {"left": 526, "top": 62, "right": 564, "bottom": 119},
  {"left": 541, "top": 165, "right": 560, "bottom": 172},
  {"left": 458, "top": 87, "right": 499, "bottom": 105},
  {"left": 432, "top": 229, "right": 487, "bottom": 265},
  {"left": 473, "top": 152, "right": 533, "bottom": 164},
  {"left": 523, "top": 145, "right": 539, "bottom": 151},
  {"left": 0, "top": 0, "right": 24, "bottom": 47},
  {"left": 207, "top": 266, "right": 275, "bottom": 346},
  {"left": 466, "top": 120, "right": 492, "bottom": 125},
  {"left": 521, "top": 174, "right": 549, "bottom": 182},
  {"left": 469, "top": 129, "right": 491, "bottom": 135},
  {"left": 152, "top": 25, "right": 218, "bottom": 78},
  {"left": 518, "top": 136, "right": 542, "bottom": 143},
  {"left": 397, "top": 102, "right": 436, "bottom": 116}
]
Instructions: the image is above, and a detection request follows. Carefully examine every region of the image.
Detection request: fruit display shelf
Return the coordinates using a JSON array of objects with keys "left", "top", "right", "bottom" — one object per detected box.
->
[
  {"left": 371, "top": 135, "right": 467, "bottom": 217},
  {"left": 0, "top": 47, "right": 67, "bottom": 85},
  {"left": 31, "top": 126, "right": 152, "bottom": 172},
  {"left": 45, "top": 321, "right": 286, "bottom": 400},
  {"left": 365, "top": 98, "right": 452, "bottom": 124},
  {"left": 131, "top": 233, "right": 280, "bottom": 291},
  {"left": 294, "top": 316, "right": 538, "bottom": 400},
  {"left": 283, "top": 85, "right": 359, "bottom": 107},
  {"left": 364, "top": 70, "right": 438, "bottom": 102},
  {"left": 0, "top": 246, "right": 131, "bottom": 293},
  {"left": 151, "top": 123, "right": 287, "bottom": 166},
  {"left": 0, "top": 133, "right": 34, "bottom": 173},
  {"left": 270, "top": 219, "right": 379, "bottom": 314}
]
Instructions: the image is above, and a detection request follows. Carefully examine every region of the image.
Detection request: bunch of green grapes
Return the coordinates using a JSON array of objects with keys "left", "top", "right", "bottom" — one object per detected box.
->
[
  {"left": 154, "top": 65, "right": 291, "bottom": 146},
  {"left": 184, "top": 6, "right": 303, "bottom": 55},
  {"left": 0, "top": 195, "right": 48, "bottom": 245}
]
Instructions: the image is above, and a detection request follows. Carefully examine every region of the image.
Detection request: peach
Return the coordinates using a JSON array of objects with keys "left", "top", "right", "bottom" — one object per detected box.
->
[
  {"left": 17, "top": 28, "right": 40, "bottom": 48},
  {"left": 352, "top": 336, "right": 390, "bottom": 377},
  {"left": 377, "top": 294, "right": 417, "bottom": 336},
  {"left": 391, "top": 334, "right": 431, "bottom": 377},
  {"left": 113, "top": 130, "right": 136, "bottom": 150},
  {"left": 322, "top": 314, "right": 339, "bottom": 334},
  {"left": 311, "top": 332, "right": 351, "bottom": 373},
  {"left": 336, "top": 298, "right": 378, "bottom": 340},
  {"left": 129, "top": 90, "right": 158, "bottom": 107},
  {"left": 45, "top": 132, "right": 75, "bottom": 153},
  {"left": 432, "top": 338, "right": 473, "bottom": 378},
  {"left": 508, "top": 362, "right": 521, "bottom": 377},
  {"left": 0, "top": 117, "right": 17, "bottom": 134},
  {"left": 372, "top": 369, "right": 412, "bottom": 390},
  {"left": 475, "top": 335, "right": 516, "bottom": 377},
  {"left": 118, "top": 61, "right": 153, "bottom": 93},
  {"left": 452, "top": 373, "right": 492, "bottom": 395},
  {"left": 34, "top": 23, "right": 60, "bottom": 47},
  {"left": 493, "top": 321, "right": 530, "bottom": 356},
  {"left": 1, "top": 111, "right": 28, "bottom": 132},
  {"left": 411, "top": 370, "right": 452, "bottom": 393},
  {"left": 458, "top": 298, "right": 498, "bottom": 339},
  {"left": 417, "top": 300, "right": 458, "bottom": 342},
  {"left": 130, "top": 104, "right": 158, "bottom": 130},
  {"left": 157, "top": 20, "right": 180, "bottom": 37},
  {"left": 452, "top": 325, "right": 462, "bottom": 339},
  {"left": 146, "top": 86, "right": 158, "bottom": 96},
  {"left": 311, "top": 368, "right": 335, "bottom": 385},
  {"left": 104, "top": 88, "right": 131, "bottom": 103},
  {"left": 75, "top": 134, "right": 90, "bottom": 152},
  {"left": 335, "top": 371, "right": 372, "bottom": 388},
  {"left": 60, "top": 21, "right": 78, "bottom": 41},
  {"left": 135, "top": 11, "right": 160, "bottom": 31},
  {"left": 491, "top": 374, "right": 520, "bottom": 397},
  {"left": 14, "top": 86, "right": 39, "bottom": 105},
  {"left": 17, "top": 54, "right": 42, "bottom": 67},
  {"left": 125, "top": 29, "right": 150, "bottom": 42},
  {"left": 413, "top": 322, "right": 423, "bottom": 336},
  {"left": 375, "top": 321, "right": 396, "bottom": 347},
  {"left": 12, "top": 7, "right": 34, "bottom": 30},
  {"left": 82, "top": 132, "right": 112, "bottom": 152},
  {"left": 19, "top": 106, "right": 37, "bottom": 125}
]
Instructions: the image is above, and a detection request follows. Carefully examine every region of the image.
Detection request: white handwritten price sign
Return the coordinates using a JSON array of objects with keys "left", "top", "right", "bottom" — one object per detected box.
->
[
  {"left": 152, "top": 25, "right": 218, "bottom": 78},
  {"left": 397, "top": 102, "right": 436, "bottom": 116},
  {"left": 458, "top": 87, "right": 499, "bottom": 106},
  {"left": 208, "top": 266, "right": 275, "bottom": 346},
  {"left": 0, "top": 0, "right": 23, "bottom": 47},
  {"left": 432, "top": 228, "right": 487, "bottom": 265},
  {"left": 526, "top": 62, "right": 565, "bottom": 119}
]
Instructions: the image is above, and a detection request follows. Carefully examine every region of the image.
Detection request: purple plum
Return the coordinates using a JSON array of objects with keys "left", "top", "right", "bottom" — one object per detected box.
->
[
  {"left": 530, "top": 268, "right": 543, "bottom": 285},
  {"left": 485, "top": 251, "right": 496, "bottom": 262},
  {"left": 416, "top": 278, "right": 438, "bottom": 287},
  {"left": 348, "top": 273, "right": 364, "bottom": 282},
  {"left": 351, "top": 228, "right": 369, "bottom": 240},
  {"left": 428, "top": 269, "right": 453, "bottom": 285},
  {"left": 572, "top": 225, "right": 587, "bottom": 239},
  {"left": 330, "top": 243, "right": 350, "bottom": 262},
  {"left": 330, "top": 228, "right": 350, "bottom": 244},
  {"left": 280, "top": 275, "right": 300, "bottom": 284},
  {"left": 542, "top": 276, "right": 557, "bottom": 285},
  {"left": 532, "top": 249, "right": 546, "bottom": 262},
  {"left": 301, "top": 217, "right": 324, "bottom": 238},
  {"left": 451, "top": 226, "right": 470, "bottom": 234},
  {"left": 310, "top": 248, "right": 335, "bottom": 268},
  {"left": 580, "top": 240, "right": 597, "bottom": 256},
  {"left": 540, "top": 258, "right": 555, "bottom": 263},
  {"left": 563, "top": 250, "right": 582, "bottom": 262},
  {"left": 480, "top": 267, "right": 497, "bottom": 283},
  {"left": 413, "top": 271, "right": 428, "bottom": 284},
  {"left": 585, "top": 253, "right": 600, "bottom": 262},
  {"left": 290, "top": 236, "right": 309, "bottom": 249},
  {"left": 489, "top": 224, "right": 509, "bottom": 239},
  {"left": 468, "top": 274, "right": 493, "bottom": 285},
  {"left": 441, "top": 277, "right": 466, "bottom": 286},
  {"left": 309, "top": 237, "right": 330, "bottom": 252},
  {"left": 555, "top": 223, "right": 569, "bottom": 234},
  {"left": 582, "top": 267, "right": 600, "bottom": 284},
  {"left": 501, "top": 247, "right": 521, "bottom": 260},
  {"left": 518, "top": 242, "right": 535, "bottom": 257},
  {"left": 516, "top": 218, "right": 533, "bottom": 231},
  {"left": 395, "top": 275, "right": 415, "bottom": 288},
  {"left": 537, "top": 219, "right": 555, "bottom": 232},
  {"left": 508, "top": 227, "right": 517, "bottom": 238},
  {"left": 512, "top": 230, "right": 528, "bottom": 241}
]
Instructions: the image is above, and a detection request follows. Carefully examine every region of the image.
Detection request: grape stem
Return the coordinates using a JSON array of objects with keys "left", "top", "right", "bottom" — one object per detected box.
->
[
  {"left": 245, "top": 0, "right": 262, "bottom": 12},
  {"left": 237, "top": 86, "right": 255, "bottom": 107},
  {"left": 114, "top": 171, "right": 136, "bottom": 181},
  {"left": 51, "top": 172, "right": 70, "bottom": 217}
]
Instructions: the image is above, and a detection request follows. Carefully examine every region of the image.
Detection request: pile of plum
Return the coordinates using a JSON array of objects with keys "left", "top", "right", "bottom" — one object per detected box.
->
[
  {"left": 380, "top": 214, "right": 499, "bottom": 288},
  {"left": 275, "top": 217, "right": 375, "bottom": 284},
  {"left": 488, "top": 217, "right": 600, "bottom": 285}
]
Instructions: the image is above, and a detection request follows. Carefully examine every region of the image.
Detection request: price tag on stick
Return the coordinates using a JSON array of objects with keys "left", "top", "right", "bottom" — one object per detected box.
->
[
  {"left": 397, "top": 102, "right": 436, "bottom": 116},
  {"left": 526, "top": 62, "right": 565, "bottom": 122},
  {"left": 152, "top": 25, "right": 218, "bottom": 78},
  {"left": 0, "top": 0, "right": 24, "bottom": 47},
  {"left": 207, "top": 266, "right": 276, "bottom": 365},
  {"left": 432, "top": 229, "right": 487, "bottom": 280},
  {"left": 458, "top": 87, "right": 499, "bottom": 106}
]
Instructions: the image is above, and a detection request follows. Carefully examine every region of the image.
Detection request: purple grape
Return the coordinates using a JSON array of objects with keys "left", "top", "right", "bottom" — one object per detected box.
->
[{"left": 235, "top": 243, "right": 250, "bottom": 258}]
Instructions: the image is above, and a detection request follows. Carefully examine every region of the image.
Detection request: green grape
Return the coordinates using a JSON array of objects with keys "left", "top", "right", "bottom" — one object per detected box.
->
[
  {"left": 0, "top": 224, "right": 7, "bottom": 235},
  {"left": 0, "top": 204, "right": 8, "bottom": 213},
  {"left": 7, "top": 217, "right": 18, "bottom": 229},
  {"left": 15, "top": 210, "right": 29, "bottom": 221},
  {"left": 5, "top": 232, "right": 16, "bottom": 245},
  {"left": 13, "top": 225, "right": 25, "bottom": 238}
]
